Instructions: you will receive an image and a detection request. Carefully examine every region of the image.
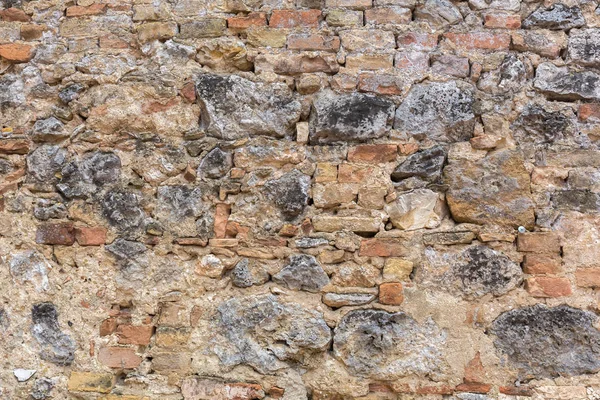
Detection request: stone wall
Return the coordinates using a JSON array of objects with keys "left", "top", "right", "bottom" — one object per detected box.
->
[{"left": 2, "top": 0, "right": 600, "bottom": 398}]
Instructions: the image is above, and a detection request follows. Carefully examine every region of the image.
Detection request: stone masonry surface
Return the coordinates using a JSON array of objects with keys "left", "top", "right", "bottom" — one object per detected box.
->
[{"left": 3, "top": 0, "right": 600, "bottom": 399}]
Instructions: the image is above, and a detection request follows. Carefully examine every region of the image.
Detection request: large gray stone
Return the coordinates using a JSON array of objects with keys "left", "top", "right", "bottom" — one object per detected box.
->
[
  {"left": 155, "top": 185, "right": 205, "bottom": 237},
  {"left": 568, "top": 29, "right": 600, "bottom": 67},
  {"left": 101, "top": 189, "right": 147, "bottom": 236},
  {"left": 273, "top": 254, "right": 330, "bottom": 292},
  {"left": 534, "top": 62, "right": 600, "bottom": 101},
  {"left": 309, "top": 91, "right": 395, "bottom": 144},
  {"left": 264, "top": 170, "right": 310, "bottom": 219},
  {"left": 197, "top": 147, "right": 232, "bottom": 179},
  {"left": 333, "top": 309, "right": 446, "bottom": 379},
  {"left": 491, "top": 304, "right": 600, "bottom": 378},
  {"left": 196, "top": 74, "right": 301, "bottom": 140},
  {"left": 512, "top": 105, "right": 575, "bottom": 145},
  {"left": 57, "top": 151, "right": 121, "bottom": 199},
  {"left": 391, "top": 146, "right": 446, "bottom": 183},
  {"left": 214, "top": 295, "right": 331, "bottom": 374},
  {"left": 31, "top": 117, "right": 67, "bottom": 142},
  {"left": 523, "top": 4, "right": 585, "bottom": 30},
  {"left": 552, "top": 190, "right": 600, "bottom": 213},
  {"left": 394, "top": 81, "right": 475, "bottom": 143},
  {"left": 31, "top": 303, "right": 76, "bottom": 366},
  {"left": 27, "top": 145, "right": 67, "bottom": 184}
]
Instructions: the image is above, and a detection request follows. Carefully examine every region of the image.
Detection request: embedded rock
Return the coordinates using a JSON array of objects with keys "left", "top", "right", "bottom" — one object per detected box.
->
[
  {"left": 273, "top": 254, "right": 330, "bottom": 292},
  {"left": 33, "top": 200, "right": 68, "bottom": 220},
  {"left": 197, "top": 147, "right": 232, "bottom": 179},
  {"left": 196, "top": 74, "right": 301, "bottom": 140},
  {"left": 106, "top": 239, "right": 147, "bottom": 260},
  {"left": 214, "top": 295, "right": 332, "bottom": 374},
  {"left": 264, "top": 170, "right": 310, "bottom": 219},
  {"left": 31, "top": 117, "right": 67, "bottom": 142},
  {"left": 26, "top": 145, "right": 67, "bottom": 184},
  {"left": 31, "top": 377, "right": 55, "bottom": 400},
  {"left": 523, "top": 4, "right": 585, "bottom": 30},
  {"left": 491, "top": 305, "right": 600, "bottom": 378},
  {"left": 57, "top": 151, "right": 121, "bottom": 199},
  {"left": 534, "top": 62, "right": 600, "bottom": 101},
  {"left": 444, "top": 150, "right": 535, "bottom": 228},
  {"left": 392, "top": 146, "right": 446, "bottom": 183},
  {"left": 155, "top": 185, "right": 205, "bottom": 236},
  {"left": 101, "top": 189, "right": 147, "bottom": 236},
  {"left": 309, "top": 91, "right": 395, "bottom": 144},
  {"left": 230, "top": 258, "right": 269, "bottom": 288},
  {"left": 31, "top": 303, "right": 76, "bottom": 366},
  {"left": 394, "top": 81, "right": 475, "bottom": 143},
  {"left": 322, "top": 293, "right": 375, "bottom": 308},
  {"left": 385, "top": 189, "right": 445, "bottom": 231},
  {"left": 552, "top": 190, "right": 600, "bottom": 213},
  {"left": 568, "top": 29, "right": 600, "bottom": 67},
  {"left": 333, "top": 309, "right": 447, "bottom": 380},
  {"left": 512, "top": 105, "right": 575, "bottom": 145},
  {"left": 414, "top": 0, "right": 463, "bottom": 26},
  {"left": 8, "top": 250, "right": 50, "bottom": 292}
]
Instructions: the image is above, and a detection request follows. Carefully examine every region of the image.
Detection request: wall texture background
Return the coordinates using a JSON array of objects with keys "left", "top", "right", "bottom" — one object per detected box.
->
[{"left": 2, "top": 0, "right": 600, "bottom": 398}]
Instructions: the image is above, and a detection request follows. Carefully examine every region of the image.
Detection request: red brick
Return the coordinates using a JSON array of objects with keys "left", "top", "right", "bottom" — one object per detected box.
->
[
  {"left": 415, "top": 385, "right": 454, "bottom": 395},
  {"left": 287, "top": 34, "right": 340, "bottom": 51},
  {"left": 98, "top": 347, "right": 142, "bottom": 369},
  {"left": 357, "top": 72, "right": 404, "bottom": 95},
  {"left": 379, "top": 283, "right": 403, "bottom": 305},
  {"left": 464, "top": 351, "right": 486, "bottom": 384},
  {"left": 359, "top": 238, "right": 409, "bottom": 257},
  {"left": 395, "top": 51, "right": 429, "bottom": 73},
  {"left": 0, "top": 43, "right": 35, "bottom": 63},
  {"left": 99, "top": 318, "right": 118, "bottom": 336},
  {"left": 269, "top": 9, "right": 321, "bottom": 28},
  {"left": 579, "top": 103, "right": 600, "bottom": 122},
  {"left": 365, "top": 7, "right": 411, "bottom": 25},
  {"left": 397, "top": 32, "right": 438, "bottom": 51},
  {"left": 66, "top": 3, "right": 106, "bottom": 17},
  {"left": 484, "top": 13, "right": 521, "bottom": 29},
  {"left": 444, "top": 32, "right": 511, "bottom": 50},
  {"left": 499, "top": 386, "right": 533, "bottom": 396},
  {"left": 348, "top": 144, "right": 397, "bottom": 163},
  {"left": 36, "top": 223, "right": 75, "bottom": 245},
  {"left": 0, "top": 7, "right": 30, "bottom": 22},
  {"left": 455, "top": 383, "right": 491, "bottom": 394},
  {"left": 227, "top": 12, "right": 267, "bottom": 29},
  {"left": 526, "top": 277, "right": 572, "bottom": 298},
  {"left": 75, "top": 226, "right": 107, "bottom": 246},
  {"left": 575, "top": 268, "right": 600, "bottom": 288},
  {"left": 214, "top": 203, "right": 231, "bottom": 239},
  {"left": 523, "top": 253, "right": 562, "bottom": 275},
  {"left": 517, "top": 232, "right": 560, "bottom": 253},
  {"left": 116, "top": 324, "right": 154, "bottom": 345},
  {"left": 338, "top": 163, "right": 375, "bottom": 183}
]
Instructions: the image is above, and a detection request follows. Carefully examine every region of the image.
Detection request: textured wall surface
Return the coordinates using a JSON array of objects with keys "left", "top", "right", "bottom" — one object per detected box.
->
[{"left": 2, "top": 0, "right": 600, "bottom": 398}]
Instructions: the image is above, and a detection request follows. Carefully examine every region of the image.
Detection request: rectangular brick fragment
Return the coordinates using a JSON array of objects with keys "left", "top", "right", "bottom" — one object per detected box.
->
[
  {"left": 444, "top": 32, "right": 511, "bottom": 50},
  {"left": 312, "top": 216, "right": 381, "bottom": 233},
  {"left": 359, "top": 238, "right": 409, "bottom": 257},
  {"left": 0, "top": 138, "right": 30, "bottom": 154},
  {"left": 517, "top": 232, "right": 560, "bottom": 253},
  {"left": 484, "top": 13, "right": 521, "bottom": 29},
  {"left": 575, "top": 268, "right": 600, "bottom": 288},
  {"left": 75, "top": 226, "right": 107, "bottom": 246},
  {"left": 0, "top": 7, "right": 30, "bottom": 21},
  {"left": 326, "top": 0, "right": 373, "bottom": 9},
  {"left": 340, "top": 29, "right": 396, "bottom": 52},
  {"left": 68, "top": 371, "right": 114, "bottom": 393},
  {"left": 66, "top": 4, "right": 106, "bottom": 17},
  {"left": 271, "top": 52, "right": 339, "bottom": 75},
  {"left": 579, "top": 103, "right": 600, "bottom": 122},
  {"left": 365, "top": 6, "right": 411, "bottom": 25},
  {"left": 21, "top": 24, "right": 46, "bottom": 40},
  {"left": 228, "top": 12, "right": 267, "bottom": 29},
  {"left": 288, "top": 34, "right": 340, "bottom": 51},
  {"left": 455, "top": 383, "right": 491, "bottom": 394},
  {"left": 36, "top": 223, "right": 75, "bottom": 245},
  {"left": 179, "top": 18, "right": 226, "bottom": 38},
  {"left": 499, "top": 385, "right": 533, "bottom": 396},
  {"left": 346, "top": 53, "right": 393, "bottom": 69},
  {"left": 270, "top": 9, "right": 321, "bottom": 28},
  {"left": 0, "top": 43, "right": 35, "bottom": 62},
  {"left": 116, "top": 325, "right": 154, "bottom": 345},
  {"left": 523, "top": 253, "right": 562, "bottom": 274},
  {"left": 137, "top": 22, "right": 178, "bottom": 42},
  {"left": 98, "top": 347, "right": 142, "bottom": 369},
  {"left": 338, "top": 163, "right": 376, "bottom": 183},
  {"left": 379, "top": 282, "right": 403, "bottom": 305},
  {"left": 358, "top": 72, "right": 405, "bottom": 95},
  {"left": 348, "top": 144, "right": 397, "bottom": 163},
  {"left": 397, "top": 32, "right": 438, "bottom": 50},
  {"left": 151, "top": 352, "right": 191, "bottom": 372},
  {"left": 511, "top": 30, "right": 566, "bottom": 58},
  {"left": 526, "top": 277, "right": 572, "bottom": 298},
  {"left": 326, "top": 9, "right": 363, "bottom": 26},
  {"left": 395, "top": 51, "right": 429, "bottom": 73}
]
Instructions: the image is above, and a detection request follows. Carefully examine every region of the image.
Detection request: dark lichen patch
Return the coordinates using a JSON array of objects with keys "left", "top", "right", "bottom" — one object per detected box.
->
[
  {"left": 264, "top": 170, "right": 310, "bottom": 219},
  {"left": 513, "top": 105, "right": 573, "bottom": 144},
  {"left": 101, "top": 189, "right": 146, "bottom": 236},
  {"left": 523, "top": 4, "right": 585, "bottom": 30},
  {"left": 57, "top": 151, "right": 121, "bottom": 199},
  {"left": 491, "top": 304, "right": 600, "bottom": 379},
  {"left": 31, "top": 303, "right": 76, "bottom": 366},
  {"left": 392, "top": 146, "right": 447, "bottom": 182}
]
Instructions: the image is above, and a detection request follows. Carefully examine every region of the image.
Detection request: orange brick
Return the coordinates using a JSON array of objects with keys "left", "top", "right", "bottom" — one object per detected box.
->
[
  {"left": 347, "top": 144, "right": 397, "bottom": 163},
  {"left": 338, "top": 164, "right": 375, "bottom": 183},
  {"left": 397, "top": 32, "right": 438, "bottom": 50},
  {"left": 517, "top": 232, "right": 560, "bottom": 253},
  {"left": 484, "top": 13, "right": 521, "bottom": 29},
  {"left": 499, "top": 386, "right": 533, "bottom": 396},
  {"left": 116, "top": 325, "right": 154, "bottom": 345},
  {"left": 100, "top": 318, "right": 118, "bottom": 336},
  {"left": 288, "top": 34, "right": 340, "bottom": 51},
  {"left": 444, "top": 32, "right": 511, "bottom": 50},
  {"left": 269, "top": 9, "right": 321, "bottom": 28},
  {"left": 526, "top": 277, "right": 572, "bottom": 298},
  {"left": 359, "top": 238, "right": 409, "bottom": 257},
  {"left": 575, "top": 268, "right": 600, "bottom": 288},
  {"left": 0, "top": 7, "right": 30, "bottom": 22},
  {"left": 365, "top": 7, "right": 411, "bottom": 25},
  {"left": 357, "top": 72, "right": 404, "bottom": 95},
  {"left": 415, "top": 385, "right": 454, "bottom": 395},
  {"left": 99, "top": 34, "right": 129, "bottom": 49},
  {"left": 579, "top": 103, "right": 600, "bottom": 122},
  {"left": 213, "top": 203, "right": 231, "bottom": 239},
  {"left": 523, "top": 253, "right": 562, "bottom": 274},
  {"left": 66, "top": 3, "right": 106, "bottom": 17},
  {"left": 75, "top": 226, "right": 107, "bottom": 246},
  {"left": 98, "top": 347, "right": 142, "bottom": 369},
  {"left": 36, "top": 222, "right": 75, "bottom": 245},
  {"left": 0, "top": 43, "right": 35, "bottom": 63},
  {"left": 379, "top": 282, "right": 403, "bottom": 305},
  {"left": 455, "top": 383, "right": 491, "bottom": 394},
  {"left": 227, "top": 12, "right": 267, "bottom": 29}
]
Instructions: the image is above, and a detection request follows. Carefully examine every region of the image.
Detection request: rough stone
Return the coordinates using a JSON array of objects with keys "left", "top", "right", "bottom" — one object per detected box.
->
[
  {"left": 491, "top": 305, "right": 600, "bottom": 379},
  {"left": 196, "top": 74, "right": 301, "bottom": 140},
  {"left": 523, "top": 4, "right": 585, "bottom": 30},
  {"left": 7, "top": 250, "right": 50, "bottom": 292},
  {"left": 385, "top": 189, "right": 445, "bottom": 231},
  {"left": 31, "top": 377, "right": 55, "bottom": 399},
  {"left": 534, "top": 62, "right": 600, "bottom": 101},
  {"left": 197, "top": 147, "right": 232, "bottom": 179},
  {"left": 230, "top": 258, "right": 269, "bottom": 288},
  {"left": 309, "top": 91, "right": 395, "bottom": 144},
  {"left": 57, "top": 152, "right": 121, "bottom": 198},
  {"left": 273, "top": 254, "right": 330, "bottom": 292},
  {"left": 101, "top": 189, "right": 147, "bottom": 236},
  {"left": 31, "top": 117, "right": 67, "bottom": 142},
  {"left": 31, "top": 303, "right": 76, "bottom": 366},
  {"left": 512, "top": 105, "right": 575, "bottom": 145},
  {"left": 155, "top": 185, "right": 205, "bottom": 236},
  {"left": 27, "top": 145, "right": 67, "bottom": 184},
  {"left": 322, "top": 293, "right": 375, "bottom": 308},
  {"left": 394, "top": 81, "right": 475, "bottom": 143},
  {"left": 414, "top": 0, "right": 462, "bottom": 26},
  {"left": 568, "top": 29, "right": 600, "bottom": 67},
  {"left": 264, "top": 170, "right": 310, "bottom": 219},
  {"left": 391, "top": 146, "right": 446, "bottom": 183}
]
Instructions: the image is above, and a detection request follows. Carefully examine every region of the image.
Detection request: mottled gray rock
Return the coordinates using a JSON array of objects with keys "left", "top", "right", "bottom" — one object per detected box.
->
[
  {"left": 264, "top": 170, "right": 310, "bottom": 219},
  {"left": 273, "top": 254, "right": 330, "bottom": 292},
  {"left": 155, "top": 185, "right": 205, "bottom": 236},
  {"left": 31, "top": 303, "right": 76, "bottom": 366},
  {"left": 394, "top": 81, "right": 475, "bottom": 143},
  {"left": 498, "top": 54, "right": 529, "bottom": 92},
  {"left": 333, "top": 309, "right": 447, "bottom": 379},
  {"left": 8, "top": 250, "right": 51, "bottom": 292},
  {"left": 468, "top": 0, "right": 520, "bottom": 11},
  {"left": 444, "top": 150, "right": 535, "bottom": 229},
  {"left": 512, "top": 105, "right": 575, "bottom": 145},
  {"left": 414, "top": 0, "right": 463, "bottom": 26},
  {"left": 57, "top": 152, "right": 121, "bottom": 198},
  {"left": 33, "top": 199, "right": 68, "bottom": 221},
  {"left": 392, "top": 146, "right": 446, "bottom": 183},
  {"left": 423, "top": 245, "right": 522, "bottom": 298},
  {"left": 552, "top": 190, "right": 600, "bottom": 213},
  {"left": 214, "top": 295, "right": 331, "bottom": 373},
  {"left": 31, "top": 117, "right": 67, "bottom": 142},
  {"left": 295, "top": 237, "right": 329, "bottom": 248},
  {"left": 106, "top": 239, "right": 147, "bottom": 260},
  {"left": 27, "top": 145, "right": 67, "bottom": 184},
  {"left": 0, "top": 308, "right": 8, "bottom": 331},
  {"left": 568, "top": 29, "right": 600, "bottom": 67},
  {"left": 31, "top": 377, "right": 55, "bottom": 400},
  {"left": 230, "top": 258, "right": 269, "bottom": 288},
  {"left": 523, "top": 4, "right": 585, "bottom": 30},
  {"left": 322, "top": 293, "right": 375, "bottom": 308},
  {"left": 196, "top": 74, "right": 301, "bottom": 140},
  {"left": 309, "top": 91, "right": 395, "bottom": 144},
  {"left": 198, "top": 147, "right": 232, "bottom": 179},
  {"left": 59, "top": 83, "right": 86, "bottom": 104},
  {"left": 491, "top": 304, "right": 600, "bottom": 378},
  {"left": 101, "top": 189, "right": 146, "bottom": 236},
  {"left": 534, "top": 62, "right": 600, "bottom": 101}
]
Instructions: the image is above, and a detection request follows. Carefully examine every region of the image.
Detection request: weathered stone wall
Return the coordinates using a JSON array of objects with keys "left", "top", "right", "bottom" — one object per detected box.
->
[{"left": 2, "top": 0, "right": 600, "bottom": 398}]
